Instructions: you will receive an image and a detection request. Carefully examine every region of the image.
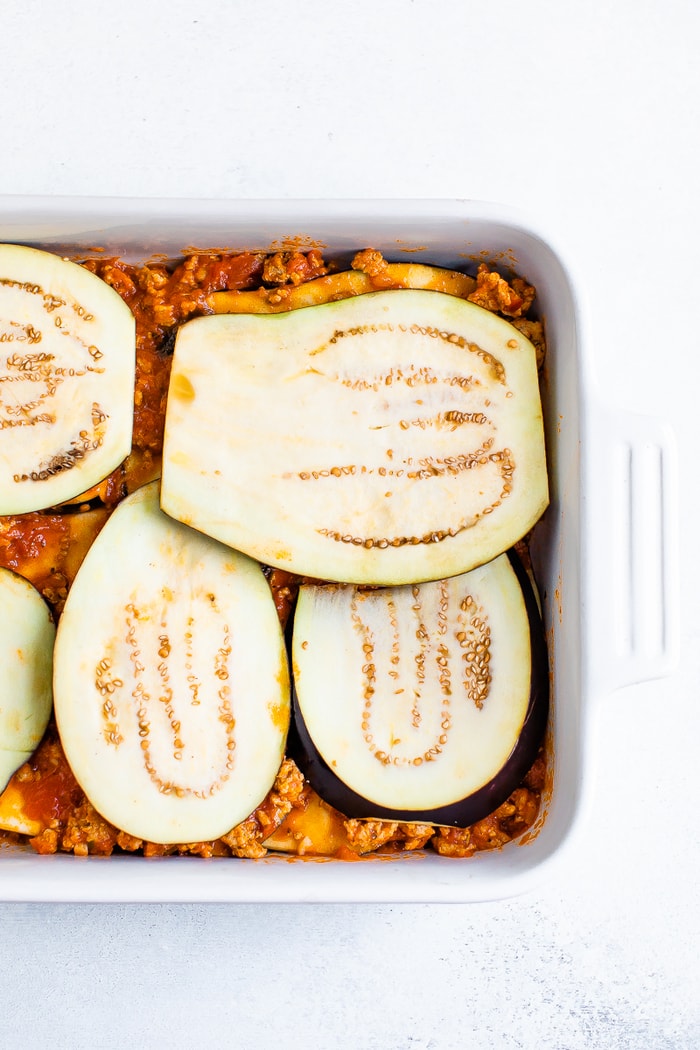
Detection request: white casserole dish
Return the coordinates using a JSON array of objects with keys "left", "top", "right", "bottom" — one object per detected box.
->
[{"left": 0, "top": 197, "right": 678, "bottom": 902}]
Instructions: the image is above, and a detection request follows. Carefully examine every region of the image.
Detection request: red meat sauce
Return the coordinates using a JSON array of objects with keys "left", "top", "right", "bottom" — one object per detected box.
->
[{"left": 0, "top": 247, "right": 547, "bottom": 860}]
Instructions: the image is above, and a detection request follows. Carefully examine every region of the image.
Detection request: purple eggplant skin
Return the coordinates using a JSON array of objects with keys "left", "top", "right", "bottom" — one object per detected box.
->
[{"left": 289, "top": 548, "right": 549, "bottom": 827}]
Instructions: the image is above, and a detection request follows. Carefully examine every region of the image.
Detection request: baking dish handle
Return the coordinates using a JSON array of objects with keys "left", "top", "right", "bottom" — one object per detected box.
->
[{"left": 586, "top": 407, "right": 679, "bottom": 697}]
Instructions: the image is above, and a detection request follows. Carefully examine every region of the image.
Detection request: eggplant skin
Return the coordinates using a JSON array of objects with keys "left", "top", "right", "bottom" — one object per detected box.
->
[{"left": 289, "top": 549, "right": 549, "bottom": 828}]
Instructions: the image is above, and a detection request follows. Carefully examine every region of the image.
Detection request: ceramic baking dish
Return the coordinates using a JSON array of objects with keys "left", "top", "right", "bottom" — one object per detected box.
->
[{"left": 0, "top": 197, "right": 678, "bottom": 902}]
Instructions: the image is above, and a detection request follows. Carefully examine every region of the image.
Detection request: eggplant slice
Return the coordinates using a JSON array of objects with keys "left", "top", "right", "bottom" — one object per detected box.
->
[
  {"left": 290, "top": 551, "right": 548, "bottom": 826},
  {"left": 0, "top": 244, "right": 135, "bottom": 514},
  {"left": 0, "top": 567, "right": 55, "bottom": 794},
  {"left": 53, "top": 481, "right": 290, "bottom": 844},
  {"left": 161, "top": 289, "right": 548, "bottom": 585}
]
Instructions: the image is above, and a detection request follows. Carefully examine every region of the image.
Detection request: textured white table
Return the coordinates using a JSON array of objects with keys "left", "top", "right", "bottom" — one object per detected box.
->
[{"left": 1, "top": 2, "right": 698, "bottom": 1047}]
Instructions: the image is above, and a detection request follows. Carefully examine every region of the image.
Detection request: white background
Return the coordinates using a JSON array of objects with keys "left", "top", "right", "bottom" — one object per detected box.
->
[{"left": 1, "top": 2, "right": 699, "bottom": 1047}]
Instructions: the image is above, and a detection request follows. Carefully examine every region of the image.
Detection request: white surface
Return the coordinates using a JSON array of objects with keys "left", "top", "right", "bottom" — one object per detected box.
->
[{"left": 1, "top": 1, "right": 699, "bottom": 1047}]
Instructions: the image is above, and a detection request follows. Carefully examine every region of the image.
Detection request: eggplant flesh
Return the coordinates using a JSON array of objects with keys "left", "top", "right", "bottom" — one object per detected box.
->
[
  {"left": 0, "top": 244, "right": 135, "bottom": 513},
  {"left": 290, "top": 550, "right": 548, "bottom": 827},
  {"left": 0, "top": 567, "right": 55, "bottom": 794},
  {"left": 53, "top": 481, "right": 290, "bottom": 844},
  {"left": 161, "top": 289, "right": 548, "bottom": 585}
]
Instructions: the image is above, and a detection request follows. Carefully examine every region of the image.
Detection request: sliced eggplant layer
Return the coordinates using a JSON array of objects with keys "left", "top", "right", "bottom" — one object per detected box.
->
[
  {"left": 290, "top": 551, "right": 548, "bottom": 826},
  {"left": 53, "top": 481, "right": 290, "bottom": 844},
  {"left": 0, "top": 567, "right": 55, "bottom": 793},
  {"left": 0, "top": 244, "right": 135, "bottom": 513},
  {"left": 161, "top": 289, "right": 548, "bottom": 585}
]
